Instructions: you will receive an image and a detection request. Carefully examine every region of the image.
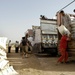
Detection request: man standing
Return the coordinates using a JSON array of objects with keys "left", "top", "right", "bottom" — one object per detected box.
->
[
  {"left": 15, "top": 41, "right": 19, "bottom": 53},
  {"left": 60, "top": 10, "right": 71, "bottom": 32},
  {"left": 8, "top": 40, "right": 12, "bottom": 53}
]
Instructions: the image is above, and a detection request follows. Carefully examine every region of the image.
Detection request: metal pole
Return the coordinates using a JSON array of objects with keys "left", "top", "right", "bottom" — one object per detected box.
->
[{"left": 58, "top": 0, "right": 75, "bottom": 12}]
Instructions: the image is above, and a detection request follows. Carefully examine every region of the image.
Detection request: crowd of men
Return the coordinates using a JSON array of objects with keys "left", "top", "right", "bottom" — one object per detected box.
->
[{"left": 8, "top": 33, "right": 33, "bottom": 58}]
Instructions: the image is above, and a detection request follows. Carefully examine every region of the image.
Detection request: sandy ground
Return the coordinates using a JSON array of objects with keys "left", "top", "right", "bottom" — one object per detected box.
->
[{"left": 7, "top": 50, "right": 75, "bottom": 75}]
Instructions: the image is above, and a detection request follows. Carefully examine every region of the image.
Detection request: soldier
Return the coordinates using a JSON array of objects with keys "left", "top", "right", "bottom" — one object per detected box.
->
[{"left": 22, "top": 35, "right": 29, "bottom": 58}]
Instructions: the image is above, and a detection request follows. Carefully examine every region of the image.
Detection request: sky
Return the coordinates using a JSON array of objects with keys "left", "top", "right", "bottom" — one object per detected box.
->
[{"left": 0, "top": 0, "right": 75, "bottom": 43}]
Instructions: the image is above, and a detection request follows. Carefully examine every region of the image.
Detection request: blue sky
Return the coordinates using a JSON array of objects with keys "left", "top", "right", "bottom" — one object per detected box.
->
[{"left": 0, "top": 0, "right": 75, "bottom": 43}]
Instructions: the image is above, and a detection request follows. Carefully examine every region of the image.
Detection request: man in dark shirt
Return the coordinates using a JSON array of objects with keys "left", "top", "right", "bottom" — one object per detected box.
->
[{"left": 22, "top": 37, "right": 29, "bottom": 58}]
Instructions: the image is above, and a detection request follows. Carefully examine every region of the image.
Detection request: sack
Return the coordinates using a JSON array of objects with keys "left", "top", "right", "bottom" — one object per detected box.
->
[
  {"left": 0, "top": 37, "right": 7, "bottom": 50},
  {"left": 57, "top": 25, "right": 71, "bottom": 36}
]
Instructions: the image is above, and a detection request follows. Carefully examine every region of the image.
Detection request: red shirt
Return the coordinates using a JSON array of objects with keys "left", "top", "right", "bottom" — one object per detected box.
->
[{"left": 59, "top": 35, "right": 68, "bottom": 50}]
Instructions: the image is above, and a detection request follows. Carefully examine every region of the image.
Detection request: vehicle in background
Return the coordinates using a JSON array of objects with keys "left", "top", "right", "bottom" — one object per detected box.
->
[{"left": 33, "top": 16, "right": 58, "bottom": 56}]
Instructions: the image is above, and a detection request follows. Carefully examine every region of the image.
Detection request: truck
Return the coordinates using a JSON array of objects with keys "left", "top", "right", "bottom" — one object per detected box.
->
[{"left": 33, "top": 16, "right": 58, "bottom": 56}]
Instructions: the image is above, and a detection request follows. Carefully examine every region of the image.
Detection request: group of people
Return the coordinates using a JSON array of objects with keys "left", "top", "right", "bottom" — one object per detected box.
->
[
  {"left": 57, "top": 9, "right": 75, "bottom": 64},
  {"left": 8, "top": 9, "right": 75, "bottom": 62},
  {"left": 8, "top": 40, "right": 19, "bottom": 53},
  {"left": 8, "top": 33, "right": 33, "bottom": 58}
]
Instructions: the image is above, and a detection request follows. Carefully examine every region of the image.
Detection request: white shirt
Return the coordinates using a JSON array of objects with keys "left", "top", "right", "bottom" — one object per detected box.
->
[
  {"left": 15, "top": 42, "right": 19, "bottom": 47},
  {"left": 8, "top": 42, "right": 12, "bottom": 47}
]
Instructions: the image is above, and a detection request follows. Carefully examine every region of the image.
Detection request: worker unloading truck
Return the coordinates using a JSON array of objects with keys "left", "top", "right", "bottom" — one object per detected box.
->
[
  {"left": 56, "top": 10, "right": 72, "bottom": 63},
  {"left": 57, "top": 10, "right": 75, "bottom": 60}
]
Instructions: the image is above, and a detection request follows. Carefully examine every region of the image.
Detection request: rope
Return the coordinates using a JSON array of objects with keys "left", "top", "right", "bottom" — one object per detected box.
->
[{"left": 58, "top": 0, "right": 75, "bottom": 12}]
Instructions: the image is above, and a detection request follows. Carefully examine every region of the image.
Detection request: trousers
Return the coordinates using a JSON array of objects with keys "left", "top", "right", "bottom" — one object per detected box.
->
[{"left": 58, "top": 48, "right": 68, "bottom": 62}]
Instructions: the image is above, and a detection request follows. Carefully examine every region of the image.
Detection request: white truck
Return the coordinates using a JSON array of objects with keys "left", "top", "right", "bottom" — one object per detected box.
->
[
  {"left": 40, "top": 17, "right": 58, "bottom": 55},
  {"left": 33, "top": 16, "right": 58, "bottom": 56}
]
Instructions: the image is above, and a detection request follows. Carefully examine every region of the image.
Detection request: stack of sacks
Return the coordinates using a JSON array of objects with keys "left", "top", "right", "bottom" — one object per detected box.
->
[
  {"left": 71, "top": 19, "right": 75, "bottom": 40},
  {"left": 0, "top": 37, "right": 19, "bottom": 75},
  {"left": 57, "top": 25, "right": 71, "bottom": 36},
  {"left": 0, "top": 49, "right": 7, "bottom": 59},
  {"left": 0, "top": 37, "right": 7, "bottom": 59}
]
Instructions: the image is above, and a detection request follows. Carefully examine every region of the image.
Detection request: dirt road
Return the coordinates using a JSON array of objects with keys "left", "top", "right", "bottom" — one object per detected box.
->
[{"left": 7, "top": 51, "right": 75, "bottom": 75}]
